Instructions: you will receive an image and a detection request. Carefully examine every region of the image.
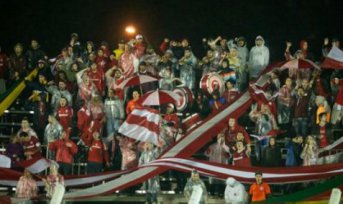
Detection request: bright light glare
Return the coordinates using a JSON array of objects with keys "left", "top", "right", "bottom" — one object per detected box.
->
[{"left": 125, "top": 26, "right": 136, "bottom": 34}]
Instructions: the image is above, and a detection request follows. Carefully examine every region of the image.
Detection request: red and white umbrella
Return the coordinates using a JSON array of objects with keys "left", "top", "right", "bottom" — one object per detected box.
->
[
  {"left": 280, "top": 59, "right": 320, "bottom": 70},
  {"left": 137, "top": 89, "right": 181, "bottom": 106},
  {"left": 117, "top": 74, "right": 158, "bottom": 89}
]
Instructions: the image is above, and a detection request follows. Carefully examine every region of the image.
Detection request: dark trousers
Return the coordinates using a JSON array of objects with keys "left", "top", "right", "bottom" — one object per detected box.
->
[
  {"left": 87, "top": 162, "right": 103, "bottom": 174},
  {"left": 58, "top": 162, "right": 73, "bottom": 175}
]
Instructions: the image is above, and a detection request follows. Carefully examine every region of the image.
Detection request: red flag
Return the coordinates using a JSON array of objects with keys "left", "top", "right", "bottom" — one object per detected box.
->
[{"left": 322, "top": 47, "right": 343, "bottom": 69}]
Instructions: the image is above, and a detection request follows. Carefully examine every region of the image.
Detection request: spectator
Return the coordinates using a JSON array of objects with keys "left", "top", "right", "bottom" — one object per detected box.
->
[
  {"left": 69, "top": 33, "right": 82, "bottom": 58},
  {"left": 16, "top": 169, "right": 38, "bottom": 199},
  {"left": 118, "top": 136, "right": 138, "bottom": 170},
  {"left": 20, "top": 131, "right": 41, "bottom": 160},
  {"left": 138, "top": 142, "right": 161, "bottom": 204},
  {"left": 25, "top": 39, "right": 46, "bottom": 70},
  {"left": 56, "top": 97, "right": 74, "bottom": 131},
  {"left": 248, "top": 36, "right": 269, "bottom": 80},
  {"left": 163, "top": 103, "right": 179, "bottom": 129},
  {"left": 224, "top": 118, "right": 251, "bottom": 150},
  {"left": 17, "top": 117, "right": 38, "bottom": 139},
  {"left": 126, "top": 90, "right": 140, "bottom": 114},
  {"left": 87, "top": 131, "right": 110, "bottom": 173},
  {"left": 46, "top": 80, "right": 73, "bottom": 112},
  {"left": 301, "top": 135, "right": 319, "bottom": 166},
  {"left": 5, "top": 134, "right": 24, "bottom": 167},
  {"left": 76, "top": 68, "right": 98, "bottom": 103},
  {"left": 261, "top": 137, "right": 282, "bottom": 167},
  {"left": 208, "top": 90, "right": 226, "bottom": 113},
  {"left": 87, "top": 62, "right": 105, "bottom": 96},
  {"left": 44, "top": 114, "right": 63, "bottom": 159},
  {"left": 183, "top": 170, "right": 208, "bottom": 204},
  {"left": 113, "top": 40, "right": 125, "bottom": 61},
  {"left": 179, "top": 48, "right": 197, "bottom": 90},
  {"left": 285, "top": 135, "right": 304, "bottom": 167},
  {"left": 224, "top": 177, "right": 248, "bottom": 204},
  {"left": 222, "top": 79, "right": 239, "bottom": 104},
  {"left": 236, "top": 37, "right": 249, "bottom": 91},
  {"left": 191, "top": 90, "right": 211, "bottom": 119},
  {"left": 315, "top": 96, "right": 331, "bottom": 125},
  {"left": 277, "top": 77, "right": 293, "bottom": 127},
  {"left": 119, "top": 44, "right": 138, "bottom": 79},
  {"left": 104, "top": 89, "right": 125, "bottom": 136},
  {"left": 42, "top": 163, "right": 64, "bottom": 198},
  {"left": 232, "top": 140, "right": 251, "bottom": 167},
  {"left": 312, "top": 113, "right": 332, "bottom": 148},
  {"left": 49, "top": 128, "right": 78, "bottom": 175},
  {"left": 293, "top": 87, "right": 311, "bottom": 137},
  {"left": 219, "top": 58, "right": 236, "bottom": 83},
  {"left": 8, "top": 43, "right": 27, "bottom": 82},
  {"left": 205, "top": 133, "right": 230, "bottom": 196},
  {"left": 105, "top": 67, "right": 125, "bottom": 100},
  {"left": 249, "top": 171, "right": 271, "bottom": 203}
]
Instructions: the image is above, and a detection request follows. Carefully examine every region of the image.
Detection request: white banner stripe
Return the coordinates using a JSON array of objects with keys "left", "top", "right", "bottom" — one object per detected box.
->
[
  {"left": 119, "top": 122, "right": 159, "bottom": 145},
  {"left": 328, "top": 47, "right": 343, "bottom": 62},
  {"left": 129, "top": 109, "right": 161, "bottom": 124},
  {"left": 152, "top": 158, "right": 343, "bottom": 178}
]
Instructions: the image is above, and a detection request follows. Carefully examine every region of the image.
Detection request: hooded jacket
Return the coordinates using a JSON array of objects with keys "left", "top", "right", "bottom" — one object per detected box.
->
[
  {"left": 225, "top": 177, "right": 248, "bottom": 204},
  {"left": 248, "top": 36, "right": 269, "bottom": 78}
]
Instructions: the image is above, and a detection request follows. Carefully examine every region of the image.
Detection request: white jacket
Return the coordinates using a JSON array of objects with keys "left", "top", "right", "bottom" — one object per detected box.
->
[
  {"left": 248, "top": 37, "right": 269, "bottom": 78},
  {"left": 224, "top": 177, "right": 248, "bottom": 204}
]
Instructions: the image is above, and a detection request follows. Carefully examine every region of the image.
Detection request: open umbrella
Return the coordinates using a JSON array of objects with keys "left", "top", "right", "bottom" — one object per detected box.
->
[
  {"left": 280, "top": 59, "right": 320, "bottom": 70},
  {"left": 117, "top": 74, "right": 158, "bottom": 89},
  {"left": 137, "top": 89, "right": 181, "bottom": 106}
]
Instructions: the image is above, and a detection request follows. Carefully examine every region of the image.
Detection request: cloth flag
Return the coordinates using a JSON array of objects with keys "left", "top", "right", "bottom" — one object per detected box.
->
[
  {"left": 322, "top": 47, "right": 343, "bottom": 69},
  {"left": 0, "top": 154, "right": 11, "bottom": 168},
  {"left": 119, "top": 107, "right": 161, "bottom": 146},
  {"left": 16, "top": 157, "right": 51, "bottom": 174}
]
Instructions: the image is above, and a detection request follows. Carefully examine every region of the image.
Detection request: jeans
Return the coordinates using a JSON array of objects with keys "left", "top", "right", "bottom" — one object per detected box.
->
[
  {"left": 87, "top": 162, "right": 103, "bottom": 174},
  {"left": 58, "top": 162, "right": 73, "bottom": 175},
  {"left": 106, "top": 116, "right": 120, "bottom": 136},
  {"left": 293, "top": 118, "right": 308, "bottom": 137}
]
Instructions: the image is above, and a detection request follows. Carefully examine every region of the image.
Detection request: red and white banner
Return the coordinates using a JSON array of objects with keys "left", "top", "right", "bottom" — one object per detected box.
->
[
  {"left": 119, "top": 107, "right": 161, "bottom": 146},
  {"left": 16, "top": 157, "right": 51, "bottom": 174},
  {"left": 322, "top": 47, "right": 343, "bottom": 69}
]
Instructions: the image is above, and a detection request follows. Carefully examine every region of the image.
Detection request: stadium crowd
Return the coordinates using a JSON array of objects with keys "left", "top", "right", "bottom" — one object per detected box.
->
[{"left": 0, "top": 33, "right": 342, "bottom": 203}]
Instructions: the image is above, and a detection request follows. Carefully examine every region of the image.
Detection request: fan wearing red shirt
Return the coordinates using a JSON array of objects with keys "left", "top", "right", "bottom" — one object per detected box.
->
[
  {"left": 56, "top": 97, "right": 73, "bottom": 130},
  {"left": 126, "top": 90, "right": 140, "bottom": 114},
  {"left": 87, "top": 62, "right": 105, "bottom": 96},
  {"left": 20, "top": 132, "right": 41, "bottom": 160},
  {"left": 163, "top": 103, "right": 179, "bottom": 129},
  {"left": 232, "top": 141, "right": 251, "bottom": 167},
  {"left": 87, "top": 131, "right": 110, "bottom": 174},
  {"left": 225, "top": 118, "right": 251, "bottom": 148},
  {"left": 249, "top": 172, "right": 271, "bottom": 203},
  {"left": 49, "top": 128, "right": 78, "bottom": 175}
]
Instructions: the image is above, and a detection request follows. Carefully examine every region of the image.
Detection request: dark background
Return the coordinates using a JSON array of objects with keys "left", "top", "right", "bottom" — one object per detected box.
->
[{"left": 0, "top": 0, "right": 342, "bottom": 60}]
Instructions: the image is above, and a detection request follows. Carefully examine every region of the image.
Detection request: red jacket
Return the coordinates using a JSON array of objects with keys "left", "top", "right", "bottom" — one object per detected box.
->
[
  {"left": 164, "top": 113, "right": 179, "bottom": 129},
  {"left": 87, "top": 69, "right": 105, "bottom": 95},
  {"left": 57, "top": 106, "right": 73, "bottom": 130},
  {"left": 22, "top": 136, "right": 41, "bottom": 160},
  {"left": 49, "top": 131, "right": 78, "bottom": 164},
  {"left": 225, "top": 123, "right": 251, "bottom": 145},
  {"left": 77, "top": 105, "right": 92, "bottom": 132},
  {"left": 88, "top": 139, "right": 109, "bottom": 163}
]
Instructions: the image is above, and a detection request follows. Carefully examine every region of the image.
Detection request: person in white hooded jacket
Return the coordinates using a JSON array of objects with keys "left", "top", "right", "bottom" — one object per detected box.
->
[
  {"left": 248, "top": 36, "right": 269, "bottom": 79},
  {"left": 224, "top": 177, "right": 248, "bottom": 204}
]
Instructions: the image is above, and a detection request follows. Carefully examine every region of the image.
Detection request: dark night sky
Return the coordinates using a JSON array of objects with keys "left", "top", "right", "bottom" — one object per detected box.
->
[{"left": 1, "top": 0, "right": 343, "bottom": 59}]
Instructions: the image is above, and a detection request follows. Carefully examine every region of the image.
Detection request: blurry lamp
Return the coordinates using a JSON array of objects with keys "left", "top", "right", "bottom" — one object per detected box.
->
[{"left": 125, "top": 26, "right": 136, "bottom": 35}]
